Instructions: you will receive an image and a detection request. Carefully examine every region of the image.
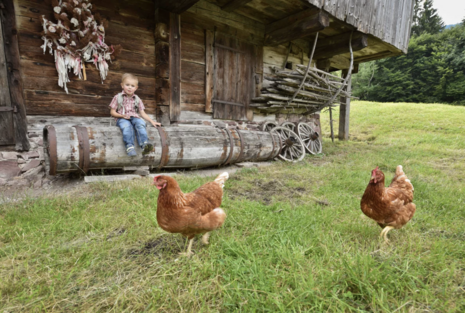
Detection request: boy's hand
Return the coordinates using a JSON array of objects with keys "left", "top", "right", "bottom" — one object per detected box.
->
[
  {"left": 151, "top": 121, "right": 161, "bottom": 127},
  {"left": 122, "top": 115, "right": 130, "bottom": 119}
]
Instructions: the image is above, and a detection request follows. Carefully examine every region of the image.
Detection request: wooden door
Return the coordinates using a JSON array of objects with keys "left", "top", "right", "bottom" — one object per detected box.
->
[
  {"left": 212, "top": 33, "right": 254, "bottom": 121},
  {"left": 0, "top": 11, "right": 14, "bottom": 146}
]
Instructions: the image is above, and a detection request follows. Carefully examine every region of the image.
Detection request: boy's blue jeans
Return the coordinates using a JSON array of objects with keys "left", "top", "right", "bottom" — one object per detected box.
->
[{"left": 116, "top": 117, "right": 149, "bottom": 149}]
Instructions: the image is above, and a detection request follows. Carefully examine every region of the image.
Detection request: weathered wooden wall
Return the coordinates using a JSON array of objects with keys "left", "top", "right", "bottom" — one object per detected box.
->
[
  {"left": 14, "top": 0, "right": 156, "bottom": 117},
  {"left": 307, "top": 0, "right": 414, "bottom": 53},
  {"left": 180, "top": 1, "right": 316, "bottom": 119}
]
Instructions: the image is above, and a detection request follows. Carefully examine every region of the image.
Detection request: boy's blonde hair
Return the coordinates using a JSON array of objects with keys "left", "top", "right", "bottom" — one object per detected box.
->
[{"left": 121, "top": 73, "right": 138, "bottom": 84}]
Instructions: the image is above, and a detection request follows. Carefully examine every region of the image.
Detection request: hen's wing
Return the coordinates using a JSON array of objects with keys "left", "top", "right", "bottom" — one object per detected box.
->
[
  {"left": 185, "top": 172, "right": 229, "bottom": 215},
  {"left": 387, "top": 165, "right": 414, "bottom": 203}
]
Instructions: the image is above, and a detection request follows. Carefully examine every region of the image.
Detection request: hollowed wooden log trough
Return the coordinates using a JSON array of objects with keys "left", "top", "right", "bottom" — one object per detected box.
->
[{"left": 43, "top": 125, "right": 282, "bottom": 175}]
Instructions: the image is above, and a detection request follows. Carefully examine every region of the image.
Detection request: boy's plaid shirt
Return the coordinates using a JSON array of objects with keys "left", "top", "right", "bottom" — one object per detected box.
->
[{"left": 109, "top": 91, "right": 146, "bottom": 119}]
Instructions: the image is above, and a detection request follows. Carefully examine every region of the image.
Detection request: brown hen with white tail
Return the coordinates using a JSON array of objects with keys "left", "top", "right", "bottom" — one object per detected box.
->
[
  {"left": 153, "top": 172, "right": 228, "bottom": 256},
  {"left": 361, "top": 165, "right": 416, "bottom": 243}
]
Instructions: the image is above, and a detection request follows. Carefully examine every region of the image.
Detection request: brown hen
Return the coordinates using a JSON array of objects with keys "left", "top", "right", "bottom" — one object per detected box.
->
[
  {"left": 361, "top": 165, "right": 416, "bottom": 243},
  {"left": 153, "top": 172, "right": 228, "bottom": 257}
]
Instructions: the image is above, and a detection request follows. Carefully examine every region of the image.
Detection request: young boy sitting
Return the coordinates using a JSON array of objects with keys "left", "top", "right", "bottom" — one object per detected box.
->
[{"left": 110, "top": 73, "right": 161, "bottom": 157}]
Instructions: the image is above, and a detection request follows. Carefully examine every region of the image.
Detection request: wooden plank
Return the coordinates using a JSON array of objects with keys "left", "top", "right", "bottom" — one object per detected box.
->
[
  {"left": 1, "top": 0, "right": 29, "bottom": 150},
  {"left": 264, "top": 11, "right": 329, "bottom": 46},
  {"left": 181, "top": 81, "right": 205, "bottom": 105},
  {"left": 16, "top": 0, "right": 156, "bottom": 30},
  {"left": 21, "top": 71, "right": 156, "bottom": 100},
  {"left": 16, "top": 14, "right": 155, "bottom": 55},
  {"left": 180, "top": 102, "right": 206, "bottom": 112},
  {"left": 181, "top": 23, "right": 205, "bottom": 46},
  {"left": 180, "top": 11, "right": 264, "bottom": 46},
  {"left": 313, "top": 33, "right": 368, "bottom": 60},
  {"left": 265, "top": 8, "right": 320, "bottom": 34},
  {"left": 181, "top": 39, "right": 205, "bottom": 64},
  {"left": 215, "top": 43, "right": 244, "bottom": 54},
  {"left": 253, "top": 45, "right": 263, "bottom": 97},
  {"left": 214, "top": 33, "right": 225, "bottom": 106},
  {"left": 24, "top": 90, "right": 156, "bottom": 116},
  {"left": 205, "top": 29, "right": 214, "bottom": 113},
  {"left": 0, "top": 11, "right": 14, "bottom": 145},
  {"left": 156, "top": 0, "right": 202, "bottom": 14},
  {"left": 221, "top": 0, "right": 254, "bottom": 12},
  {"left": 169, "top": 13, "right": 181, "bottom": 121},
  {"left": 180, "top": 60, "right": 205, "bottom": 85}
]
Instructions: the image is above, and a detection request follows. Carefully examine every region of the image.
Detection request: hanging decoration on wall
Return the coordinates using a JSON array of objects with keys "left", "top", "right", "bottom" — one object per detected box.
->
[{"left": 40, "top": 0, "right": 121, "bottom": 93}]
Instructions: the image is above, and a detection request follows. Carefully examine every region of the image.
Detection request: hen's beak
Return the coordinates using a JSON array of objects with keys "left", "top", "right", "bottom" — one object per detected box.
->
[{"left": 152, "top": 175, "right": 161, "bottom": 186}]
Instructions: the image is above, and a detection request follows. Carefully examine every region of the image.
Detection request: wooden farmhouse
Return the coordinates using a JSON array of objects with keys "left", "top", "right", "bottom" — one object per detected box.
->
[{"left": 0, "top": 0, "right": 414, "bottom": 184}]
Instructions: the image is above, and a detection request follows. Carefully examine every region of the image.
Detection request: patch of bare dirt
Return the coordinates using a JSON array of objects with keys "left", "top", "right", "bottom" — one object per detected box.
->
[
  {"left": 227, "top": 178, "right": 308, "bottom": 205},
  {"left": 0, "top": 173, "right": 88, "bottom": 204}
]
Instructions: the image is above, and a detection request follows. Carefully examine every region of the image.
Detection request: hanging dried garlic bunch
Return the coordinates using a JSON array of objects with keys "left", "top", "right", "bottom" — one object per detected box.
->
[{"left": 41, "top": 0, "right": 122, "bottom": 93}]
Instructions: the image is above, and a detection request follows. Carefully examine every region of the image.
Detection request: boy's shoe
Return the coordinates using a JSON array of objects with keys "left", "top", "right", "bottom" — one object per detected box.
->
[
  {"left": 126, "top": 146, "right": 137, "bottom": 157},
  {"left": 142, "top": 143, "right": 154, "bottom": 155}
]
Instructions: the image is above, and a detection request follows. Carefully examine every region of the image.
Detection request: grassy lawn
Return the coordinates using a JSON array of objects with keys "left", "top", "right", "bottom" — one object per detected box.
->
[{"left": 1, "top": 101, "right": 465, "bottom": 312}]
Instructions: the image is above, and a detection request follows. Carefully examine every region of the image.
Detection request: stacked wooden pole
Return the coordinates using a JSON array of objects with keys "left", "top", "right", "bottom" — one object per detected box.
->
[{"left": 251, "top": 65, "right": 355, "bottom": 114}]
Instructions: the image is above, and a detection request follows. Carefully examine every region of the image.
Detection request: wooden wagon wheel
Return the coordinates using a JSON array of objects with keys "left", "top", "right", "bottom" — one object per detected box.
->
[
  {"left": 281, "top": 121, "right": 296, "bottom": 132},
  {"left": 296, "top": 122, "right": 322, "bottom": 155},
  {"left": 260, "top": 121, "right": 278, "bottom": 132},
  {"left": 270, "top": 126, "right": 306, "bottom": 162}
]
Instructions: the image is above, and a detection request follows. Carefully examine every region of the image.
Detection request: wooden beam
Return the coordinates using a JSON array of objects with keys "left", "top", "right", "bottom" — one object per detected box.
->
[
  {"left": 338, "top": 70, "right": 351, "bottom": 141},
  {"left": 221, "top": 0, "right": 254, "bottom": 12},
  {"left": 0, "top": 10, "right": 14, "bottom": 146},
  {"left": 354, "top": 51, "right": 395, "bottom": 63},
  {"left": 169, "top": 13, "right": 181, "bottom": 122},
  {"left": 155, "top": 9, "right": 171, "bottom": 124},
  {"left": 313, "top": 32, "right": 368, "bottom": 60},
  {"left": 0, "top": 0, "right": 30, "bottom": 150},
  {"left": 155, "top": 0, "right": 201, "bottom": 14},
  {"left": 205, "top": 30, "right": 214, "bottom": 113},
  {"left": 264, "top": 10, "right": 329, "bottom": 46}
]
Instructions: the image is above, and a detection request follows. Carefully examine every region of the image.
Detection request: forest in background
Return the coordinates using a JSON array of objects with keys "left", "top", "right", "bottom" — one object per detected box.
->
[{"left": 352, "top": 0, "right": 465, "bottom": 105}]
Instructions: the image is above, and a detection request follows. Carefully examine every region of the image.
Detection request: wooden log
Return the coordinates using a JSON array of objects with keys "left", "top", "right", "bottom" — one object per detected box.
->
[
  {"left": 296, "top": 64, "right": 345, "bottom": 81},
  {"left": 266, "top": 101, "right": 319, "bottom": 107},
  {"left": 274, "top": 84, "right": 332, "bottom": 101},
  {"left": 43, "top": 126, "right": 280, "bottom": 174},
  {"left": 1, "top": 0, "right": 30, "bottom": 150},
  {"left": 278, "top": 78, "right": 352, "bottom": 97},
  {"left": 264, "top": 11, "right": 329, "bottom": 46},
  {"left": 257, "top": 93, "right": 324, "bottom": 104}
]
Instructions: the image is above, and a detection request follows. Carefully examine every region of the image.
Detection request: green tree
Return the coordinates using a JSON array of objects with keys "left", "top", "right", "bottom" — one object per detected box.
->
[
  {"left": 411, "top": 0, "right": 444, "bottom": 36},
  {"left": 352, "top": 23, "right": 465, "bottom": 105},
  {"left": 410, "top": 0, "right": 422, "bottom": 36}
]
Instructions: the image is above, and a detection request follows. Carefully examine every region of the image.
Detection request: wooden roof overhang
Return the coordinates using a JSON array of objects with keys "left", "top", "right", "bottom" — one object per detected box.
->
[{"left": 157, "top": 0, "right": 414, "bottom": 72}]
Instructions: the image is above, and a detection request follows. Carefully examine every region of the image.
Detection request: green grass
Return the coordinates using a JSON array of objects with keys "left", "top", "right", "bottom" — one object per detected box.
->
[{"left": 1, "top": 101, "right": 465, "bottom": 312}]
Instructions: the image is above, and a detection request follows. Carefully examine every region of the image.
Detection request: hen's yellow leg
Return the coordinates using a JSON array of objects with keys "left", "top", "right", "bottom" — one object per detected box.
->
[
  {"left": 201, "top": 232, "right": 211, "bottom": 245},
  {"left": 380, "top": 226, "right": 395, "bottom": 243},
  {"left": 180, "top": 238, "right": 194, "bottom": 257}
]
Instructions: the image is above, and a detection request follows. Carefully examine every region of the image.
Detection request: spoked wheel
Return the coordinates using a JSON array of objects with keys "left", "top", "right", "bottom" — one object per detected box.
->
[
  {"left": 260, "top": 121, "right": 279, "bottom": 132},
  {"left": 270, "top": 126, "right": 306, "bottom": 162},
  {"left": 281, "top": 121, "right": 296, "bottom": 132},
  {"left": 296, "top": 122, "right": 322, "bottom": 154}
]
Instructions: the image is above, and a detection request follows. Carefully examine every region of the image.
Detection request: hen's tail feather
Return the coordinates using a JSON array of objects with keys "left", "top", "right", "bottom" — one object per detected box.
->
[
  {"left": 389, "top": 165, "right": 414, "bottom": 198},
  {"left": 214, "top": 172, "right": 229, "bottom": 189},
  {"left": 197, "top": 208, "right": 226, "bottom": 231}
]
